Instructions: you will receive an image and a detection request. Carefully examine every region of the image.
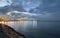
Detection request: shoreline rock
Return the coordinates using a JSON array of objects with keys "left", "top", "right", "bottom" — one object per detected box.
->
[{"left": 0, "top": 24, "right": 25, "bottom": 38}]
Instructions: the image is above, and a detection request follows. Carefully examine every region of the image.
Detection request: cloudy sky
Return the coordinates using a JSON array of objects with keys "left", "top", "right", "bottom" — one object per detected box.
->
[{"left": 0, "top": 0, "right": 60, "bottom": 20}]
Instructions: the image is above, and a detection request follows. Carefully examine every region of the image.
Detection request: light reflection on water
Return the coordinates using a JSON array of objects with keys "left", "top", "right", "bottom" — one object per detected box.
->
[
  {"left": 4, "top": 21, "right": 37, "bottom": 30},
  {"left": 4, "top": 21, "right": 37, "bottom": 38},
  {"left": 3, "top": 21, "right": 60, "bottom": 38}
]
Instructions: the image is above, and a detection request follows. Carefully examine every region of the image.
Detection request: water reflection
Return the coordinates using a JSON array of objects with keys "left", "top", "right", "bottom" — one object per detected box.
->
[
  {"left": 1, "top": 20, "right": 60, "bottom": 38},
  {"left": 4, "top": 20, "right": 37, "bottom": 38}
]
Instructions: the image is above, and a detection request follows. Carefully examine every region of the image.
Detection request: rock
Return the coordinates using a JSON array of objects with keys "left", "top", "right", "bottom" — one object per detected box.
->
[{"left": 0, "top": 24, "right": 25, "bottom": 38}]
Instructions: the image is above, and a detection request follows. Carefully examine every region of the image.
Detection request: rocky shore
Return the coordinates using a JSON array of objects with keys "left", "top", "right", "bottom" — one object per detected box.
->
[{"left": 0, "top": 24, "right": 25, "bottom": 38}]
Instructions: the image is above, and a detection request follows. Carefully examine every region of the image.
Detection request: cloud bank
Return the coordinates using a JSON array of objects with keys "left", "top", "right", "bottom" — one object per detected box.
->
[{"left": 0, "top": 0, "right": 60, "bottom": 20}]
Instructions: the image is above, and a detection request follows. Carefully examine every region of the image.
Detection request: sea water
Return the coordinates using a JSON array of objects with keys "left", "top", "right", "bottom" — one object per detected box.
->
[{"left": 5, "top": 21, "right": 60, "bottom": 38}]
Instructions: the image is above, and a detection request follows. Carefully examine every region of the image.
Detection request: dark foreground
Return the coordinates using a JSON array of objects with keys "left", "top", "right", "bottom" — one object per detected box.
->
[{"left": 0, "top": 24, "right": 25, "bottom": 38}]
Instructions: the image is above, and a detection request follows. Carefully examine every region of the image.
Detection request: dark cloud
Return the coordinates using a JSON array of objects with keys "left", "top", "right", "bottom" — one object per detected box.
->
[
  {"left": 0, "top": 0, "right": 60, "bottom": 20},
  {"left": 0, "top": 0, "right": 26, "bottom": 14},
  {"left": 29, "top": 0, "right": 60, "bottom": 20},
  {"left": 0, "top": 3, "right": 26, "bottom": 14}
]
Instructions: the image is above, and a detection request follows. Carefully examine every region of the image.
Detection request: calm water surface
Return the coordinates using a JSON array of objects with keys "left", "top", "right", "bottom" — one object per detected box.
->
[{"left": 5, "top": 21, "right": 60, "bottom": 38}]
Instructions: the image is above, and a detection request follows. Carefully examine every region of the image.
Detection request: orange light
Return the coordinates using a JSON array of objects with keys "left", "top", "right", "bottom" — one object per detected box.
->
[{"left": 0, "top": 21, "right": 5, "bottom": 24}]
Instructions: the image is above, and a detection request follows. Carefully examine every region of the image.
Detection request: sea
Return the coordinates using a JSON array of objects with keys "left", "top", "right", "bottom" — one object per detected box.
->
[{"left": 5, "top": 20, "right": 60, "bottom": 38}]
